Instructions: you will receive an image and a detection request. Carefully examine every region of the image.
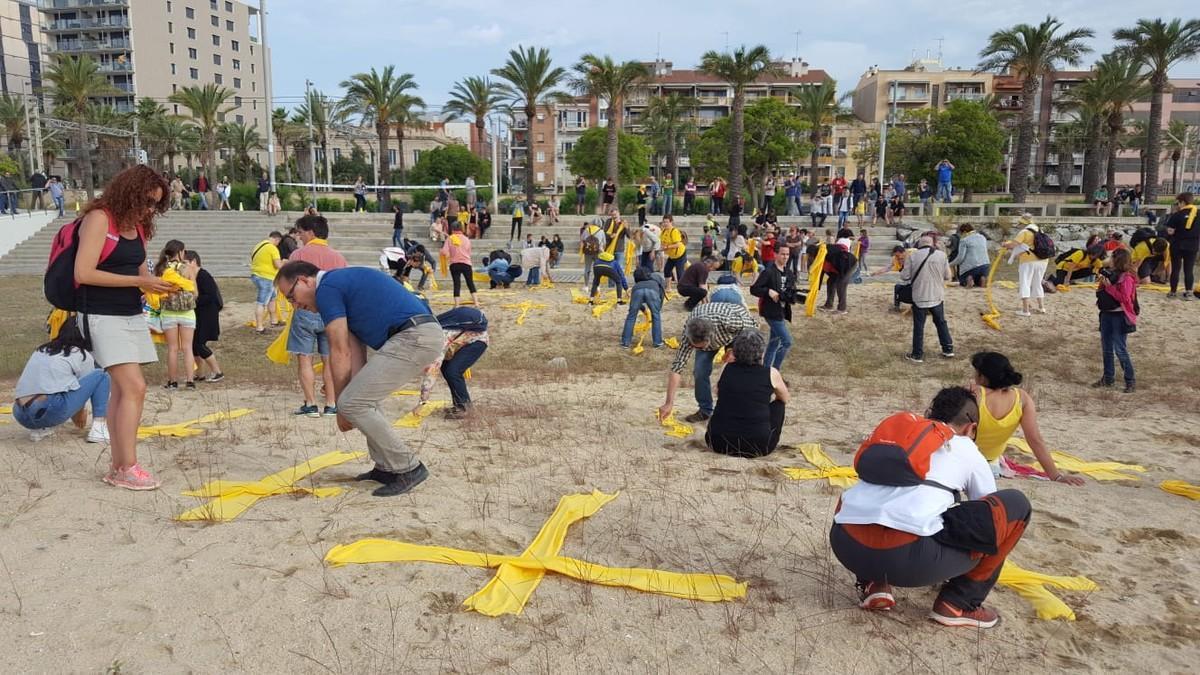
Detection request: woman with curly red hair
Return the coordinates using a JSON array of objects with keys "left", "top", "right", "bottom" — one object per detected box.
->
[{"left": 73, "top": 165, "right": 176, "bottom": 490}]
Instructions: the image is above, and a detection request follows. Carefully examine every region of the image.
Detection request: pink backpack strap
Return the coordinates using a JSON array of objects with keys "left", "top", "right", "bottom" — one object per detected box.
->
[{"left": 96, "top": 209, "right": 146, "bottom": 264}]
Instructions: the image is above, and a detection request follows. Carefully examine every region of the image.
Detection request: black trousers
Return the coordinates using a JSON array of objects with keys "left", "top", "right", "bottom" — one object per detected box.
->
[
  {"left": 1170, "top": 248, "right": 1197, "bottom": 294},
  {"left": 450, "top": 262, "right": 476, "bottom": 297},
  {"left": 678, "top": 284, "right": 708, "bottom": 310},
  {"left": 706, "top": 400, "right": 786, "bottom": 458}
]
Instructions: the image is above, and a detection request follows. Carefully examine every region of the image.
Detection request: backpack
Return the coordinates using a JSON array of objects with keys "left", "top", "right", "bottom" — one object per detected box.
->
[
  {"left": 1030, "top": 228, "right": 1055, "bottom": 260},
  {"left": 44, "top": 214, "right": 143, "bottom": 312},
  {"left": 582, "top": 225, "right": 602, "bottom": 255},
  {"left": 436, "top": 306, "right": 488, "bottom": 333},
  {"left": 702, "top": 232, "right": 715, "bottom": 250},
  {"left": 1129, "top": 227, "right": 1156, "bottom": 250},
  {"left": 853, "top": 412, "right": 958, "bottom": 496}
]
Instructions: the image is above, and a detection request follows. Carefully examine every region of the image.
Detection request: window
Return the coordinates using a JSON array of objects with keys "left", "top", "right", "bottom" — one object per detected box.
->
[
  {"left": 209, "top": 0, "right": 217, "bottom": 9},
  {"left": 167, "top": 1, "right": 173, "bottom": 11},
  {"left": 388, "top": 149, "right": 397, "bottom": 165},
  {"left": 172, "top": 84, "right": 177, "bottom": 94},
  {"left": 536, "top": 151, "right": 545, "bottom": 162},
  {"left": 226, "top": 19, "right": 234, "bottom": 31},
  {"left": 413, "top": 150, "right": 422, "bottom": 165},
  {"left": 225, "top": 1, "right": 233, "bottom": 10},
  {"left": 536, "top": 133, "right": 544, "bottom": 142},
  {"left": 212, "top": 34, "right": 220, "bottom": 46},
  {"left": 250, "top": 63, "right": 254, "bottom": 74},
  {"left": 211, "top": 15, "right": 218, "bottom": 26},
  {"left": 333, "top": 148, "right": 342, "bottom": 161},
  {"left": 250, "top": 81, "right": 255, "bottom": 92},
  {"left": 169, "top": 42, "right": 174, "bottom": 54},
  {"left": 168, "top": 21, "right": 173, "bottom": 33},
  {"left": 536, "top": 171, "right": 545, "bottom": 182},
  {"left": 230, "top": 39, "right": 239, "bottom": 51},
  {"left": 233, "top": 77, "right": 241, "bottom": 88},
  {"left": 187, "top": 27, "right": 196, "bottom": 39},
  {"left": 213, "top": 53, "right": 221, "bottom": 65},
  {"left": 185, "top": 7, "right": 194, "bottom": 19},
  {"left": 234, "top": 95, "right": 242, "bottom": 106},
  {"left": 170, "top": 64, "right": 176, "bottom": 75},
  {"left": 188, "top": 47, "right": 197, "bottom": 59},
  {"left": 232, "top": 59, "right": 240, "bottom": 70},
  {"left": 214, "top": 73, "right": 222, "bottom": 84},
  {"left": 536, "top": 113, "right": 544, "bottom": 121},
  {"left": 189, "top": 67, "right": 198, "bottom": 80},
  {"left": 173, "top": 103, "right": 179, "bottom": 113},
  {"left": 235, "top": 114, "right": 243, "bottom": 124}
]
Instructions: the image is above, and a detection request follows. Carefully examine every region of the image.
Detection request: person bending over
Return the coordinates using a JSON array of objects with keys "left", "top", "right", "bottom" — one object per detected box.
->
[
  {"left": 705, "top": 329, "right": 789, "bottom": 458},
  {"left": 677, "top": 255, "right": 721, "bottom": 310},
  {"left": 620, "top": 267, "right": 666, "bottom": 348},
  {"left": 415, "top": 307, "right": 489, "bottom": 419},
  {"left": 588, "top": 252, "right": 628, "bottom": 303}
]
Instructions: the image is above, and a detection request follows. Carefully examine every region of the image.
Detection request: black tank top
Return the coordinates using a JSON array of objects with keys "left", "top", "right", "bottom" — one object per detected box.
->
[
  {"left": 81, "top": 232, "right": 146, "bottom": 316},
  {"left": 709, "top": 363, "right": 775, "bottom": 435}
]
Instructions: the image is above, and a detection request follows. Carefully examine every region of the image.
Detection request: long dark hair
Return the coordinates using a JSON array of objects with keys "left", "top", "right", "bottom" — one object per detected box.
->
[
  {"left": 154, "top": 239, "right": 186, "bottom": 276},
  {"left": 39, "top": 315, "right": 88, "bottom": 357},
  {"left": 971, "top": 351, "right": 1023, "bottom": 389}
]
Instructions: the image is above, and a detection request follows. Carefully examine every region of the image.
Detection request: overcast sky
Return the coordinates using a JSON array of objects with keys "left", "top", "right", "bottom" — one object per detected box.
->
[{"left": 266, "top": 1, "right": 1199, "bottom": 113}]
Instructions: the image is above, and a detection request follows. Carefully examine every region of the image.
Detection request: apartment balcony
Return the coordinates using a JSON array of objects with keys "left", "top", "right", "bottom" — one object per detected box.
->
[
  {"left": 698, "top": 95, "right": 729, "bottom": 106},
  {"left": 996, "top": 98, "right": 1024, "bottom": 110},
  {"left": 47, "top": 38, "right": 131, "bottom": 54},
  {"left": 97, "top": 61, "right": 133, "bottom": 74},
  {"left": 44, "top": 16, "right": 130, "bottom": 31},
  {"left": 557, "top": 123, "right": 588, "bottom": 133},
  {"left": 946, "top": 91, "right": 985, "bottom": 102},
  {"left": 1044, "top": 152, "right": 1084, "bottom": 165},
  {"left": 43, "top": 0, "right": 129, "bottom": 8},
  {"left": 696, "top": 116, "right": 719, "bottom": 128},
  {"left": 1043, "top": 174, "right": 1082, "bottom": 187},
  {"left": 627, "top": 93, "right": 650, "bottom": 106},
  {"left": 511, "top": 120, "right": 529, "bottom": 130},
  {"left": 1049, "top": 111, "right": 1077, "bottom": 123}
]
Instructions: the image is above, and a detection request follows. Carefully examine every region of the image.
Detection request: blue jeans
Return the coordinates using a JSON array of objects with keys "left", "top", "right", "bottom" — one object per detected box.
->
[
  {"left": 197, "top": 193, "right": 208, "bottom": 210},
  {"left": 911, "top": 303, "right": 953, "bottom": 359},
  {"left": 1099, "top": 312, "right": 1134, "bottom": 386},
  {"left": 392, "top": 229, "right": 404, "bottom": 247},
  {"left": 53, "top": 195, "right": 65, "bottom": 216},
  {"left": 663, "top": 193, "right": 673, "bottom": 215},
  {"left": 764, "top": 318, "right": 793, "bottom": 369},
  {"left": 442, "top": 340, "right": 487, "bottom": 409},
  {"left": 13, "top": 369, "right": 110, "bottom": 430},
  {"left": 610, "top": 249, "right": 626, "bottom": 287},
  {"left": 693, "top": 348, "right": 717, "bottom": 415},
  {"left": 620, "top": 287, "right": 663, "bottom": 347},
  {"left": 526, "top": 266, "right": 541, "bottom": 286},
  {"left": 937, "top": 181, "right": 952, "bottom": 203}
]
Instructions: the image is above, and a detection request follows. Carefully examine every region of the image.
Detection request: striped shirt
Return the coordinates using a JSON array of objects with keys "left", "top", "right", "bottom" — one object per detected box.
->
[{"left": 670, "top": 302, "right": 759, "bottom": 374}]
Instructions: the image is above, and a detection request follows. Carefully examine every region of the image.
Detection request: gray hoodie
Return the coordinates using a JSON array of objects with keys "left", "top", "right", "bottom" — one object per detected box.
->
[{"left": 949, "top": 231, "right": 989, "bottom": 271}]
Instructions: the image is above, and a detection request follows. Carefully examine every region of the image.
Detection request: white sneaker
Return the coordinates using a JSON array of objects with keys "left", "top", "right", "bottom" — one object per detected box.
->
[
  {"left": 29, "top": 428, "right": 54, "bottom": 442},
  {"left": 86, "top": 422, "right": 110, "bottom": 444},
  {"left": 1015, "top": 310, "right": 1031, "bottom": 317}
]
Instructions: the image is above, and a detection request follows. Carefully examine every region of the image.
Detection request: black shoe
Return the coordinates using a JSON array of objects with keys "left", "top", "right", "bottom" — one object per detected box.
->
[
  {"left": 444, "top": 406, "right": 469, "bottom": 420},
  {"left": 683, "top": 411, "right": 712, "bottom": 423},
  {"left": 207, "top": 372, "right": 225, "bottom": 383},
  {"left": 185, "top": 381, "right": 196, "bottom": 389},
  {"left": 354, "top": 467, "right": 394, "bottom": 483},
  {"left": 163, "top": 381, "right": 178, "bottom": 390},
  {"left": 372, "top": 463, "right": 429, "bottom": 497},
  {"left": 1091, "top": 379, "right": 1114, "bottom": 389},
  {"left": 1123, "top": 383, "right": 1136, "bottom": 394}
]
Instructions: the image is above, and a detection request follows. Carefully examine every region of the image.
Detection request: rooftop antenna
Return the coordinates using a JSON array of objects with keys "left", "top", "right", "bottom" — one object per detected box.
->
[
  {"left": 936, "top": 36, "right": 945, "bottom": 63},
  {"left": 722, "top": 31, "right": 729, "bottom": 51},
  {"left": 656, "top": 32, "right": 661, "bottom": 63},
  {"left": 794, "top": 30, "right": 802, "bottom": 59}
]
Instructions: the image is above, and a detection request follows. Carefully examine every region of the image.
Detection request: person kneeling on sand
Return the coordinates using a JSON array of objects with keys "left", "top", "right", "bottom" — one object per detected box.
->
[
  {"left": 275, "top": 261, "right": 442, "bottom": 497},
  {"left": 12, "top": 316, "right": 110, "bottom": 443},
  {"left": 830, "top": 386, "right": 1031, "bottom": 628},
  {"left": 704, "top": 329, "right": 789, "bottom": 458}
]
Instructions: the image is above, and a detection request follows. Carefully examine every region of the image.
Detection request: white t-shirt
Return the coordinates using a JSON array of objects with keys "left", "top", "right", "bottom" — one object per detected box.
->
[
  {"left": 520, "top": 245, "right": 550, "bottom": 269},
  {"left": 833, "top": 435, "right": 996, "bottom": 537}
]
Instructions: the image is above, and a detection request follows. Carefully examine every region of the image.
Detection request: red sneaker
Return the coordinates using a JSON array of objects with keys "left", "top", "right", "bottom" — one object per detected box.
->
[
  {"left": 857, "top": 581, "right": 896, "bottom": 610},
  {"left": 929, "top": 598, "right": 1000, "bottom": 628}
]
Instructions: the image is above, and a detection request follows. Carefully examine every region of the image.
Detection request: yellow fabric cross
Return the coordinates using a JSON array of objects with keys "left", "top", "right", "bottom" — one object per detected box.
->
[
  {"left": 804, "top": 243, "right": 827, "bottom": 317},
  {"left": 324, "top": 490, "right": 747, "bottom": 616},
  {"left": 177, "top": 450, "right": 365, "bottom": 522},
  {"left": 981, "top": 251, "right": 1004, "bottom": 331},
  {"left": 1160, "top": 480, "right": 1200, "bottom": 500},
  {"left": 998, "top": 560, "right": 1098, "bottom": 621},
  {"left": 500, "top": 300, "right": 546, "bottom": 325},
  {"left": 781, "top": 444, "right": 859, "bottom": 488},
  {"left": 658, "top": 411, "right": 693, "bottom": 438},
  {"left": 137, "top": 409, "right": 255, "bottom": 439},
  {"left": 1007, "top": 439, "right": 1146, "bottom": 481},
  {"left": 393, "top": 401, "right": 449, "bottom": 428}
]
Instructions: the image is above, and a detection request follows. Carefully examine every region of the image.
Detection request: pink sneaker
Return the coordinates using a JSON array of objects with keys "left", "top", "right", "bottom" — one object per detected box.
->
[{"left": 103, "top": 464, "right": 161, "bottom": 491}]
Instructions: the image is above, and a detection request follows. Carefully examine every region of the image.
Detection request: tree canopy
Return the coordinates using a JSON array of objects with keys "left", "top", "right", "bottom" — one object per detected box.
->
[
  {"left": 885, "top": 101, "right": 1006, "bottom": 199},
  {"left": 689, "top": 97, "right": 809, "bottom": 187},
  {"left": 565, "top": 127, "right": 649, "bottom": 183},
  {"left": 409, "top": 143, "right": 492, "bottom": 186}
]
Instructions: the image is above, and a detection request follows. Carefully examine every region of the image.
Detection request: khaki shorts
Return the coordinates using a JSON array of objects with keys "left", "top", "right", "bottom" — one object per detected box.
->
[{"left": 85, "top": 313, "right": 158, "bottom": 368}]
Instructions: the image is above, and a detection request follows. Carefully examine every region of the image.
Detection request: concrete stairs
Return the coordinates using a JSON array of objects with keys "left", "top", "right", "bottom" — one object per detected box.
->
[{"left": 0, "top": 210, "right": 914, "bottom": 279}]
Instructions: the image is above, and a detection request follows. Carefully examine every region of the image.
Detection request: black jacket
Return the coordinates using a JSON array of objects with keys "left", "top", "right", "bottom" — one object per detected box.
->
[
  {"left": 194, "top": 269, "right": 223, "bottom": 343},
  {"left": 750, "top": 263, "right": 795, "bottom": 321},
  {"left": 1165, "top": 205, "right": 1200, "bottom": 252},
  {"left": 30, "top": 172, "right": 47, "bottom": 189}
]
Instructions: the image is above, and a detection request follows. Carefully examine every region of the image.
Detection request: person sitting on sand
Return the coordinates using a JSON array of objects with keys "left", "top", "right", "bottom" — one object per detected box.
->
[
  {"left": 11, "top": 316, "right": 110, "bottom": 443},
  {"left": 830, "top": 387, "right": 1031, "bottom": 629},
  {"left": 1051, "top": 244, "right": 1106, "bottom": 287},
  {"left": 1130, "top": 236, "right": 1170, "bottom": 284},
  {"left": 677, "top": 255, "right": 721, "bottom": 310},
  {"left": 704, "top": 329, "right": 789, "bottom": 458},
  {"left": 969, "top": 351, "right": 1083, "bottom": 485}
]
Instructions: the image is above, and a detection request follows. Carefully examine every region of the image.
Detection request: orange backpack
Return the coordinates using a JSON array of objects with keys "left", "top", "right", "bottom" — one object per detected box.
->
[{"left": 853, "top": 412, "right": 958, "bottom": 496}]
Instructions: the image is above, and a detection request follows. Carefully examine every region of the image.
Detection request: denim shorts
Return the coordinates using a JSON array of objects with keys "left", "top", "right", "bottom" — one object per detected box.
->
[
  {"left": 160, "top": 309, "right": 196, "bottom": 330},
  {"left": 287, "top": 308, "right": 329, "bottom": 356},
  {"left": 251, "top": 275, "right": 276, "bottom": 304}
]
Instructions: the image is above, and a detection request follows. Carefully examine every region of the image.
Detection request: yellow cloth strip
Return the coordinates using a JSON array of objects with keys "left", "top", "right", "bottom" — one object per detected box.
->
[
  {"left": 982, "top": 250, "right": 1004, "bottom": 331},
  {"left": 781, "top": 444, "right": 859, "bottom": 488},
  {"left": 46, "top": 309, "right": 70, "bottom": 339},
  {"left": 177, "top": 450, "right": 365, "bottom": 522},
  {"left": 592, "top": 297, "right": 618, "bottom": 318},
  {"left": 998, "top": 560, "right": 1098, "bottom": 621},
  {"left": 664, "top": 336, "right": 680, "bottom": 349},
  {"left": 0, "top": 405, "right": 11, "bottom": 414},
  {"left": 266, "top": 310, "right": 293, "bottom": 365},
  {"left": 995, "top": 280, "right": 1016, "bottom": 289},
  {"left": 137, "top": 408, "right": 255, "bottom": 439},
  {"left": 1007, "top": 439, "right": 1145, "bottom": 481},
  {"left": 1160, "top": 480, "right": 1200, "bottom": 500},
  {"left": 324, "top": 490, "right": 747, "bottom": 615},
  {"left": 393, "top": 401, "right": 449, "bottom": 428},
  {"left": 473, "top": 271, "right": 491, "bottom": 283},
  {"left": 501, "top": 300, "right": 546, "bottom": 325},
  {"left": 659, "top": 412, "right": 693, "bottom": 438},
  {"left": 805, "top": 243, "right": 827, "bottom": 317},
  {"left": 390, "top": 389, "right": 421, "bottom": 397}
]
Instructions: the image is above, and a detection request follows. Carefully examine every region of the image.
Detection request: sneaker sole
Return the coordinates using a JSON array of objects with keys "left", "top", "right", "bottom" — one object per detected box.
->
[
  {"left": 860, "top": 593, "right": 896, "bottom": 611},
  {"left": 86, "top": 436, "right": 109, "bottom": 444},
  {"left": 928, "top": 611, "right": 999, "bottom": 629},
  {"left": 102, "top": 476, "right": 161, "bottom": 491}
]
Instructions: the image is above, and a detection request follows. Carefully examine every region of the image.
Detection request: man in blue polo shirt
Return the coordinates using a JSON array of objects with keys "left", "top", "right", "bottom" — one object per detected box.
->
[
  {"left": 935, "top": 159, "right": 955, "bottom": 203},
  {"left": 275, "top": 261, "right": 443, "bottom": 496}
]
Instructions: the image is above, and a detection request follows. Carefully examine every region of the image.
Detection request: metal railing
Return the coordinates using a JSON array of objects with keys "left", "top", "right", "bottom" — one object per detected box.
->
[
  {"left": 946, "top": 92, "right": 985, "bottom": 102},
  {"left": 43, "top": 0, "right": 129, "bottom": 8}
]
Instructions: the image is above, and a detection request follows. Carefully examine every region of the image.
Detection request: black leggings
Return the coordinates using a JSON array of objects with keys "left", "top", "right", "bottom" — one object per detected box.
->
[
  {"left": 450, "top": 262, "right": 475, "bottom": 297},
  {"left": 510, "top": 217, "right": 522, "bottom": 241},
  {"left": 1170, "top": 249, "right": 1197, "bottom": 294},
  {"left": 192, "top": 333, "right": 213, "bottom": 359},
  {"left": 706, "top": 400, "right": 786, "bottom": 458}
]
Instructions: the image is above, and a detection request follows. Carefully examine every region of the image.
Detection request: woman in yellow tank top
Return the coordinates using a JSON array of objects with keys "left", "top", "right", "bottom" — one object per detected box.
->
[{"left": 970, "top": 352, "right": 1084, "bottom": 485}]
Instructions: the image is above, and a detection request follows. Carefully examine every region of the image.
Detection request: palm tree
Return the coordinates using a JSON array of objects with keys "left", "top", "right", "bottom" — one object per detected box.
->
[
  {"left": 340, "top": 66, "right": 419, "bottom": 210},
  {"left": 492, "top": 45, "right": 569, "bottom": 204},
  {"left": 641, "top": 93, "right": 698, "bottom": 179},
  {"left": 1164, "top": 119, "right": 1193, "bottom": 194},
  {"left": 1114, "top": 19, "right": 1200, "bottom": 202},
  {"left": 698, "top": 45, "right": 780, "bottom": 204},
  {"left": 390, "top": 93, "right": 425, "bottom": 184},
  {"left": 979, "top": 16, "right": 1094, "bottom": 202},
  {"left": 144, "top": 115, "right": 198, "bottom": 171},
  {"left": 133, "top": 98, "right": 167, "bottom": 126},
  {"left": 1063, "top": 77, "right": 1113, "bottom": 197},
  {"left": 570, "top": 54, "right": 649, "bottom": 189},
  {"left": 1049, "top": 121, "right": 1085, "bottom": 193},
  {"left": 271, "top": 107, "right": 296, "bottom": 182},
  {"left": 792, "top": 81, "right": 850, "bottom": 186},
  {"left": 168, "top": 82, "right": 236, "bottom": 181},
  {"left": 87, "top": 102, "right": 133, "bottom": 183},
  {"left": 0, "top": 95, "right": 27, "bottom": 162},
  {"left": 444, "top": 76, "right": 503, "bottom": 159},
  {"left": 1096, "top": 53, "right": 1151, "bottom": 190},
  {"left": 43, "top": 54, "right": 117, "bottom": 199},
  {"left": 294, "top": 89, "right": 346, "bottom": 188},
  {"left": 219, "top": 121, "right": 263, "bottom": 181}
]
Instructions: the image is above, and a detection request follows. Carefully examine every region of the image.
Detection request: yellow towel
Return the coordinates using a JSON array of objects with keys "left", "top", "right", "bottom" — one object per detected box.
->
[
  {"left": 177, "top": 450, "right": 365, "bottom": 522},
  {"left": 665, "top": 337, "right": 680, "bottom": 349},
  {"left": 998, "top": 560, "right": 1098, "bottom": 621},
  {"left": 805, "top": 243, "right": 827, "bottom": 317},
  {"left": 137, "top": 408, "right": 255, "bottom": 439},
  {"left": 1007, "top": 439, "right": 1145, "bottom": 481},
  {"left": 659, "top": 412, "right": 693, "bottom": 438},
  {"left": 1160, "top": 480, "right": 1200, "bottom": 500},
  {"left": 324, "top": 491, "right": 747, "bottom": 616},
  {"left": 390, "top": 389, "right": 421, "bottom": 397},
  {"left": 0, "top": 405, "right": 11, "bottom": 414},
  {"left": 781, "top": 444, "right": 859, "bottom": 488},
  {"left": 393, "top": 401, "right": 449, "bottom": 428}
]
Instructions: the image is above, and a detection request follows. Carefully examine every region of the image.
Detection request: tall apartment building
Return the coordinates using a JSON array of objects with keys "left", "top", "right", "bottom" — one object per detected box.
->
[
  {"left": 508, "top": 104, "right": 555, "bottom": 192},
  {"left": 852, "top": 59, "right": 993, "bottom": 124},
  {"left": 0, "top": 0, "right": 45, "bottom": 95},
  {"left": 40, "top": 0, "right": 268, "bottom": 169}
]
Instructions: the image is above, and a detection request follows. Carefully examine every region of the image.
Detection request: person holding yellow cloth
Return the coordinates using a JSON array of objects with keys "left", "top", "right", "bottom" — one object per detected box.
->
[
  {"left": 1051, "top": 245, "right": 1106, "bottom": 287},
  {"left": 149, "top": 239, "right": 198, "bottom": 390},
  {"left": 660, "top": 215, "right": 687, "bottom": 291},
  {"left": 249, "top": 231, "right": 284, "bottom": 334},
  {"left": 1002, "top": 214, "right": 1050, "bottom": 316},
  {"left": 969, "top": 352, "right": 1083, "bottom": 485}
]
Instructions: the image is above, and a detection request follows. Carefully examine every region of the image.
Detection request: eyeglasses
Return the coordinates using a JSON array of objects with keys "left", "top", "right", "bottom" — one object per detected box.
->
[{"left": 283, "top": 278, "right": 299, "bottom": 303}]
